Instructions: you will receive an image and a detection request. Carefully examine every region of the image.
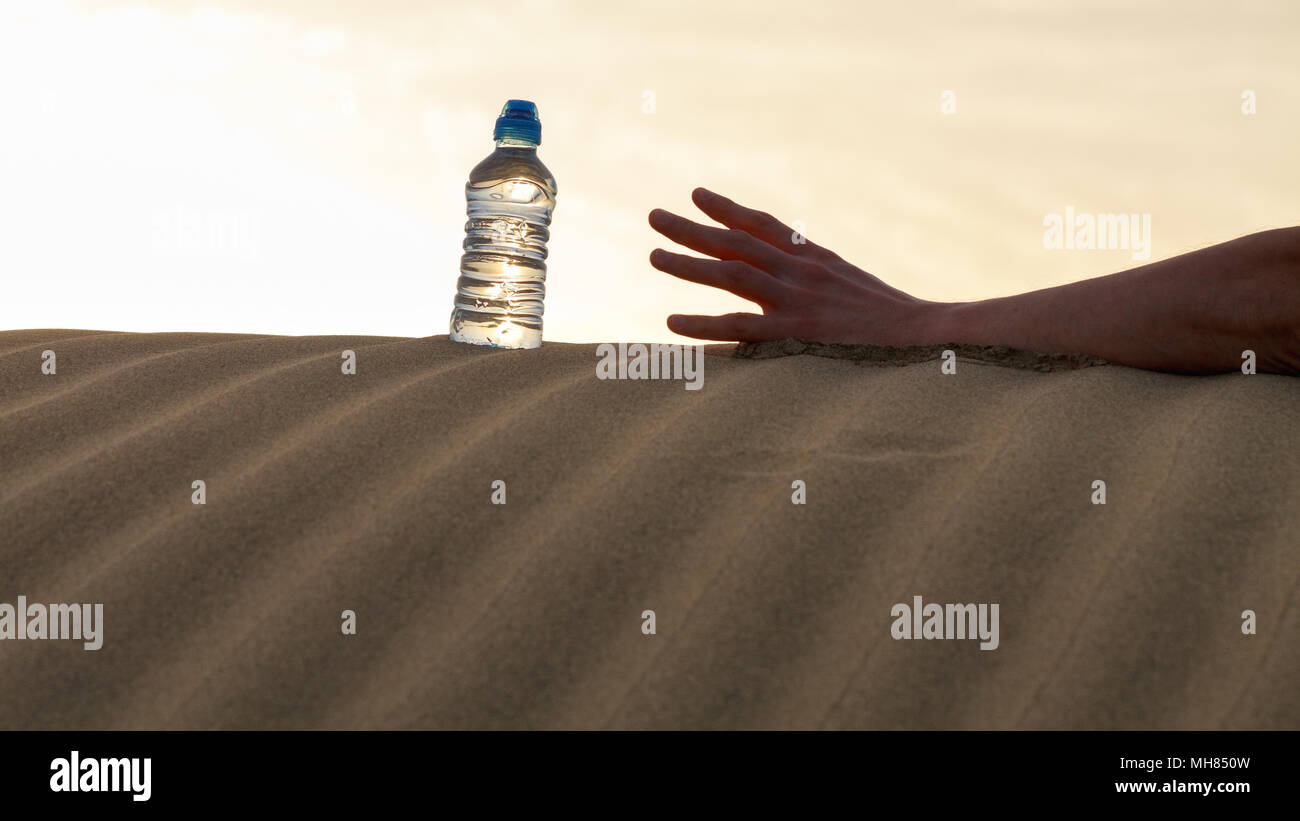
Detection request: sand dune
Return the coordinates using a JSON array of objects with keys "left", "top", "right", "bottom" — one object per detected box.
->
[{"left": 0, "top": 329, "right": 1296, "bottom": 729}]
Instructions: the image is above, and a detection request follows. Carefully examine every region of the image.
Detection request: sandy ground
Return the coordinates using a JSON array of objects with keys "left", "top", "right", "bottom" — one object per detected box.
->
[{"left": 0, "top": 329, "right": 1296, "bottom": 729}]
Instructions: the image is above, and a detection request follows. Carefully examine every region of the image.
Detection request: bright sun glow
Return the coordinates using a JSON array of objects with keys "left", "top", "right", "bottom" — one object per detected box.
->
[{"left": 1, "top": 1, "right": 1296, "bottom": 341}]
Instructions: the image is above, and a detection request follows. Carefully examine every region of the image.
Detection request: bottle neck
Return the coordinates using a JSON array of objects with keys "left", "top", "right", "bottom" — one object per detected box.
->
[{"left": 495, "top": 137, "right": 538, "bottom": 150}]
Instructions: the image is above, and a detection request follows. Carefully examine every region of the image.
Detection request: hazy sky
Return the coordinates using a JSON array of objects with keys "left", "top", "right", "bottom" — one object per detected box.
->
[{"left": 1, "top": 0, "right": 1297, "bottom": 341}]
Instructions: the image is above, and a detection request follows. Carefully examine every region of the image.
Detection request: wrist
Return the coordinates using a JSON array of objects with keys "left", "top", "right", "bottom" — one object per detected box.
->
[{"left": 915, "top": 300, "right": 975, "bottom": 345}]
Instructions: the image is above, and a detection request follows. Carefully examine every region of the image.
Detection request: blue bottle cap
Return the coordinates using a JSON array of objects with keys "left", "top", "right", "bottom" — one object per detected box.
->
[{"left": 492, "top": 99, "right": 542, "bottom": 145}]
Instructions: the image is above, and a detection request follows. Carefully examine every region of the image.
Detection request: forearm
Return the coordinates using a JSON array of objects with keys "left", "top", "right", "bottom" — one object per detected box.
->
[{"left": 928, "top": 227, "right": 1300, "bottom": 374}]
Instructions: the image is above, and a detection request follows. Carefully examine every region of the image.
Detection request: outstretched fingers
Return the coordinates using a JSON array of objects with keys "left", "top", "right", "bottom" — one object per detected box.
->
[
  {"left": 690, "top": 187, "right": 841, "bottom": 264},
  {"left": 649, "top": 249, "right": 789, "bottom": 306},
  {"left": 649, "top": 208, "right": 796, "bottom": 275},
  {"left": 666, "top": 312, "right": 786, "bottom": 341}
]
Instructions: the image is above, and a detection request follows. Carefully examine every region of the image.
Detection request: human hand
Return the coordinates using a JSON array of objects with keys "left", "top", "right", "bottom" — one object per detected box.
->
[{"left": 648, "top": 188, "right": 940, "bottom": 344}]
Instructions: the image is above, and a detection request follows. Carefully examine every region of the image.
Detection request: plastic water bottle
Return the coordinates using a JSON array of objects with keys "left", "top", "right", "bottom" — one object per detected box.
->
[{"left": 448, "top": 100, "right": 557, "bottom": 348}]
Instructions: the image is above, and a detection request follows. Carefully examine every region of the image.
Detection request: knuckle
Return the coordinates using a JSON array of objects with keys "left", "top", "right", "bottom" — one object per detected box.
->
[
  {"left": 797, "top": 259, "right": 827, "bottom": 279},
  {"left": 724, "top": 227, "right": 750, "bottom": 246},
  {"left": 723, "top": 313, "right": 750, "bottom": 335},
  {"left": 718, "top": 260, "right": 749, "bottom": 286}
]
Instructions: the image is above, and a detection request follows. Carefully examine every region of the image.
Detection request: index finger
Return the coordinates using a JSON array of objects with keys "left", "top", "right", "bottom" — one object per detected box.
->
[
  {"left": 691, "top": 187, "right": 841, "bottom": 263},
  {"left": 648, "top": 207, "right": 796, "bottom": 275}
]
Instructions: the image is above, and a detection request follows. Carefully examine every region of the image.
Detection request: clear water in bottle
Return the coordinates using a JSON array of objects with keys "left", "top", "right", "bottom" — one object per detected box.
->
[{"left": 449, "top": 99, "right": 557, "bottom": 349}]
